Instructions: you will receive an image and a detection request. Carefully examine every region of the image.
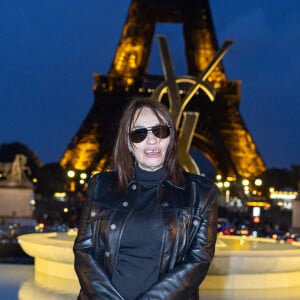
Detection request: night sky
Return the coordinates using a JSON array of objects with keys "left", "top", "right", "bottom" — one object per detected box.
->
[{"left": 1, "top": 0, "right": 299, "bottom": 170}]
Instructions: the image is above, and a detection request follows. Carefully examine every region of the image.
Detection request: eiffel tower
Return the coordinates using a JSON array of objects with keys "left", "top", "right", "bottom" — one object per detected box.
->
[{"left": 60, "top": 0, "right": 266, "bottom": 180}]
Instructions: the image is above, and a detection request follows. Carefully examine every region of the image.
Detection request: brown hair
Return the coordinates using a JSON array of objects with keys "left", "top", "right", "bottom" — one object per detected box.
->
[{"left": 113, "top": 97, "right": 184, "bottom": 191}]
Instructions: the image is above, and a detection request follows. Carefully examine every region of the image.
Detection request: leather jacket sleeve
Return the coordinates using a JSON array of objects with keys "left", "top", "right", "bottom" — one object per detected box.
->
[
  {"left": 138, "top": 181, "right": 218, "bottom": 300},
  {"left": 73, "top": 175, "right": 124, "bottom": 300}
]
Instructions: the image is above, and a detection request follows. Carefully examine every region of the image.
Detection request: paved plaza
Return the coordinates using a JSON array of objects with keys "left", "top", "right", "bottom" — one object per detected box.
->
[{"left": 1, "top": 263, "right": 300, "bottom": 300}]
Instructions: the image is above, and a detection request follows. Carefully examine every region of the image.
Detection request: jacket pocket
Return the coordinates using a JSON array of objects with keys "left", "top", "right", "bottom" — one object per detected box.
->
[
  {"left": 90, "top": 207, "right": 112, "bottom": 261},
  {"left": 178, "top": 209, "right": 203, "bottom": 254}
]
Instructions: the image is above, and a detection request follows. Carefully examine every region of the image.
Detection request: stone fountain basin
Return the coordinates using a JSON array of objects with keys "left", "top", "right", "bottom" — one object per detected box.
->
[
  {"left": 212, "top": 235, "right": 300, "bottom": 274},
  {"left": 203, "top": 235, "right": 300, "bottom": 289},
  {"left": 19, "top": 232, "right": 300, "bottom": 290}
]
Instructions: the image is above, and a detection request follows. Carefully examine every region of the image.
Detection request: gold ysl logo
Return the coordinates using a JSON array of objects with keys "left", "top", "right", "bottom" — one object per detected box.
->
[{"left": 152, "top": 35, "right": 233, "bottom": 174}]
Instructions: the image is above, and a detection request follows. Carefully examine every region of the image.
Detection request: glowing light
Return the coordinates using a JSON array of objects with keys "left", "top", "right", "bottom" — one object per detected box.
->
[
  {"left": 69, "top": 181, "right": 76, "bottom": 192},
  {"left": 247, "top": 201, "right": 271, "bottom": 209},
  {"left": 54, "top": 192, "right": 67, "bottom": 201},
  {"left": 80, "top": 173, "right": 87, "bottom": 179},
  {"left": 240, "top": 229, "right": 249, "bottom": 236},
  {"left": 67, "top": 170, "right": 75, "bottom": 178},
  {"left": 253, "top": 216, "right": 261, "bottom": 224},
  {"left": 242, "top": 179, "right": 249, "bottom": 186},
  {"left": 253, "top": 206, "right": 261, "bottom": 216},
  {"left": 255, "top": 178, "right": 262, "bottom": 186},
  {"left": 216, "top": 174, "right": 222, "bottom": 181},
  {"left": 216, "top": 182, "right": 223, "bottom": 188},
  {"left": 270, "top": 191, "right": 297, "bottom": 200},
  {"left": 224, "top": 181, "right": 230, "bottom": 188},
  {"left": 54, "top": 192, "right": 66, "bottom": 198},
  {"left": 35, "top": 223, "right": 45, "bottom": 232},
  {"left": 226, "top": 176, "right": 236, "bottom": 182},
  {"left": 126, "top": 78, "right": 134, "bottom": 85}
]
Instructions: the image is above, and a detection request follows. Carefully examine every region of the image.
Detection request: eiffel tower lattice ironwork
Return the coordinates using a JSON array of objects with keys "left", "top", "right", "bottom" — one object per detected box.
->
[{"left": 60, "top": 0, "right": 266, "bottom": 180}]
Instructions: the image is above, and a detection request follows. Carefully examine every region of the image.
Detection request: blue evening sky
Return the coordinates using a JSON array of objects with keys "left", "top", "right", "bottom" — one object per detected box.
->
[{"left": 0, "top": 0, "right": 299, "bottom": 169}]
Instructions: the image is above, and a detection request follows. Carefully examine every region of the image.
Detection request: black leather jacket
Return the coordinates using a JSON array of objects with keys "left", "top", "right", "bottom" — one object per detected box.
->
[{"left": 73, "top": 171, "right": 218, "bottom": 300}]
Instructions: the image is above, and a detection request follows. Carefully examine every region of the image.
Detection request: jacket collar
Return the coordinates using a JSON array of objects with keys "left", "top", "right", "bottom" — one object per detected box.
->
[{"left": 127, "top": 178, "right": 185, "bottom": 191}]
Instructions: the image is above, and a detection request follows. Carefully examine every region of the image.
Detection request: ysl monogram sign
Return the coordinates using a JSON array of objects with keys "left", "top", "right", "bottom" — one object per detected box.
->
[{"left": 151, "top": 36, "right": 233, "bottom": 174}]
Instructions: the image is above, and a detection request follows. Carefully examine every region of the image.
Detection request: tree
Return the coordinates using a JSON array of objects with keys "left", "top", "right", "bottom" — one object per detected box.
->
[{"left": 35, "top": 163, "right": 66, "bottom": 196}]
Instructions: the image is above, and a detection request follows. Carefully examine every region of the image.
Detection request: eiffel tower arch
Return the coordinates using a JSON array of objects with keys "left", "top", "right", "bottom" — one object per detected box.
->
[{"left": 60, "top": 0, "right": 266, "bottom": 180}]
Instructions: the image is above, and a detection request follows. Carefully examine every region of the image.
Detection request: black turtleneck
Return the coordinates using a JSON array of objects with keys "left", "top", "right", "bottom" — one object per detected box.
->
[{"left": 112, "top": 166, "right": 164, "bottom": 300}]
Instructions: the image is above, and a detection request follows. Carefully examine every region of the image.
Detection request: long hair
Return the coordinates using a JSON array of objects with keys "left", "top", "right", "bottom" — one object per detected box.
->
[{"left": 113, "top": 97, "right": 184, "bottom": 191}]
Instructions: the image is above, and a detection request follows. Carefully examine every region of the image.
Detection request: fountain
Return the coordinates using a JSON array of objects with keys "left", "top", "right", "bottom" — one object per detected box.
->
[
  {"left": 203, "top": 235, "right": 300, "bottom": 289},
  {"left": 18, "top": 230, "right": 80, "bottom": 296},
  {"left": 19, "top": 232, "right": 300, "bottom": 294}
]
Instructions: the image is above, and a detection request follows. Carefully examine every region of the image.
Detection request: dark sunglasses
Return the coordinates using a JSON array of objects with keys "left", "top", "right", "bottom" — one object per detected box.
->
[{"left": 129, "top": 124, "right": 171, "bottom": 143}]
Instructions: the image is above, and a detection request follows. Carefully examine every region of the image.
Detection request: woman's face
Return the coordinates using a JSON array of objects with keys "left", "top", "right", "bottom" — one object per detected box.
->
[{"left": 130, "top": 107, "right": 170, "bottom": 172}]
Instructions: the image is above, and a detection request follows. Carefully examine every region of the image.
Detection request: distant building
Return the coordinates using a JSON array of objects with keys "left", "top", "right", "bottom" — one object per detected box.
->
[{"left": 270, "top": 188, "right": 298, "bottom": 210}]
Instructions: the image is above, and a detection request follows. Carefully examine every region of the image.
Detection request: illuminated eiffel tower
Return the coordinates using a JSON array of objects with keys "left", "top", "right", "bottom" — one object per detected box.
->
[{"left": 60, "top": 0, "right": 266, "bottom": 180}]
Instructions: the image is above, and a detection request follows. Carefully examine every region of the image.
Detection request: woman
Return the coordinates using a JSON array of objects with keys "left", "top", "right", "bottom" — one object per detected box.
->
[{"left": 73, "top": 97, "right": 218, "bottom": 300}]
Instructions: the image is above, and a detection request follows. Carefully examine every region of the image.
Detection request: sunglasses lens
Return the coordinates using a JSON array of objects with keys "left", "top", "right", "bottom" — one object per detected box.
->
[
  {"left": 152, "top": 125, "right": 170, "bottom": 138},
  {"left": 130, "top": 125, "right": 171, "bottom": 143},
  {"left": 130, "top": 128, "right": 148, "bottom": 143}
]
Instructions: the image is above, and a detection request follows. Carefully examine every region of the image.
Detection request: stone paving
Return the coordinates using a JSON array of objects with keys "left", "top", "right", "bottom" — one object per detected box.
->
[{"left": 1, "top": 263, "right": 300, "bottom": 300}]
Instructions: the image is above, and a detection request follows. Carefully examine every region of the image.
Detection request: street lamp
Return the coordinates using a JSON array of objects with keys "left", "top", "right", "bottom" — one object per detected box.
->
[
  {"left": 255, "top": 178, "right": 263, "bottom": 186},
  {"left": 67, "top": 170, "right": 76, "bottom": 192},
  {"left": 67, "top": 170, "right": 75, "bottom": 178}
]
